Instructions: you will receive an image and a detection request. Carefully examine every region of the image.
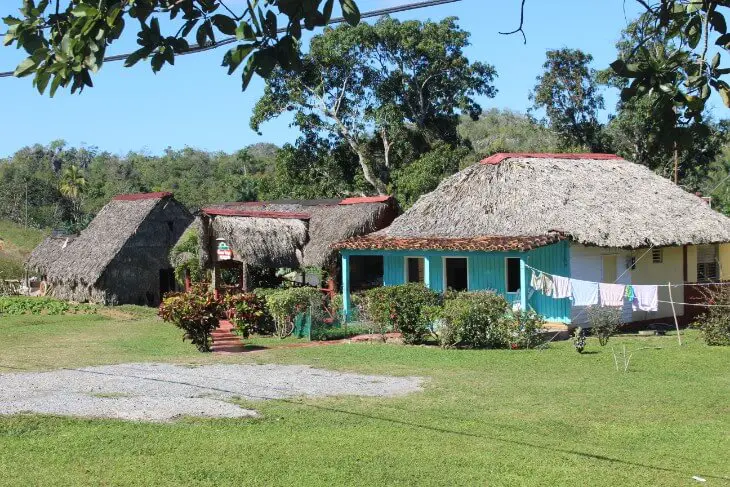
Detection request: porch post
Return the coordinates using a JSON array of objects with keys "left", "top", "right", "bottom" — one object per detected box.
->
[
  {"left": 519, "top": 257, "right": 527, "bottom": 312},
  {"left": 342, "top": 253, "right": 351, "bottom": 322},
  {"left": 423, "top": 255, "right": 432, "bottom": 289}
]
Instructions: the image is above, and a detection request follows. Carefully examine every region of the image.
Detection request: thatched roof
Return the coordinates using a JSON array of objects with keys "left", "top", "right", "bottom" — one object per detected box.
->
[
  {"left": 28, "top": 192, "right": 186, "bottom": 285},
  {"left": 26, "top": 233, "right": 76, "bottom": 275},
  {"left": 347, "top": 153, "right": 730, "bottom": 250},
  {"left": 202, "top": 196, "right": 395, "bottom": 269},
  {"left": 209, "top": 215, "right": 308, "bottom": 269}
]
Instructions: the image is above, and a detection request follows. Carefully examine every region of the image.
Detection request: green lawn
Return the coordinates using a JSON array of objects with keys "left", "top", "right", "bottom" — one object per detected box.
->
[
  {"left": 0, "top": 308, "right": 728, "bottom": 486},
  {"left": 0, "top": 219, "right": 48, "bottom": 280}
]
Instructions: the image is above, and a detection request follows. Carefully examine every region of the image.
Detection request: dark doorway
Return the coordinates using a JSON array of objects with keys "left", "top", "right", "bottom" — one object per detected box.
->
[
  {"left": 350, "top": 255, "right": 384, "bottom": 291},
  {"left": 159, "top": 268, "right": 176, "bottom": 297},
  {"left": 506, "top": 257, "right": 521, "bottom": 293},
  {"left": 444, "top": 257, "right": 468, "bottom": 291}
]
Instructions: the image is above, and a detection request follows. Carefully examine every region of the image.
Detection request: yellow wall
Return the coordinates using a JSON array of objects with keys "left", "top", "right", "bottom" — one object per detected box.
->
[
  {"left": 720, "top": 244, "right": 730, "bottom": 281},
  {"left": 686, "top": 245, "right": 698, "bottom": 283},
  {"left": 631, "top": 246, "right": 684, "bottom": 320}
]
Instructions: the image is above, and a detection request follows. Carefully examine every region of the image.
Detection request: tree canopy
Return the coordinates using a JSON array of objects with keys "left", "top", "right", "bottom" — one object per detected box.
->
[
  {"left": 530, "top": 48, "right": 605, "bottom": 151},
  {"left": 250, "top": 16, "right": 496, "bottom": 194}
]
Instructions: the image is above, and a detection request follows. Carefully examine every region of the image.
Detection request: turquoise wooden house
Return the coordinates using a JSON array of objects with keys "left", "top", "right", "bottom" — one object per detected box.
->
[{"left": 334, "top": 153, "right": 730, "bottom": 325}]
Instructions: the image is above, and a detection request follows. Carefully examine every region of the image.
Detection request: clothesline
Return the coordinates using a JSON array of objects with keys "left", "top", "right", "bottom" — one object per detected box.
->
[
  {"left": 656, "top": 300, "right": 730, "bottom": 308},
  {"left": 523, "top": 263, "right": 729, "bottom": 288}
]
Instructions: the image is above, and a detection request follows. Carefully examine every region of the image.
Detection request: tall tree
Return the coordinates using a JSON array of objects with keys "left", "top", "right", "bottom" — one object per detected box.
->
[
  {"left": 250, "top": 16, "right": 496, "bottom": 194},
  {"left": 530, "top": 48, "right": 605, "bottom": 151}
]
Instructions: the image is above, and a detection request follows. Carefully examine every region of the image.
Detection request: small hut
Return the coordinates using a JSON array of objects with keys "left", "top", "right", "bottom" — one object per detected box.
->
[
  {"left": 196, "top": 196, "right": 397, "bottom": 292},
  {"left": 27, "top": 192, "right": 192, "bottom": 305},
  {"left": 335, "top": 153, "right": 730, "bottom": 325}
]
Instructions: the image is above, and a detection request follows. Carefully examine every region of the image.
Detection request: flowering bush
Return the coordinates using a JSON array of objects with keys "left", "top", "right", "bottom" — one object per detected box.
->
[
  {"left": 158, "top": 289, "right": 221, "bottom": 352},
  {"left": 223, "top": 293, "right": 273, "bottom": 338},
  {"left": 363, "top": 284, "right": 440, "bottom": 344}
]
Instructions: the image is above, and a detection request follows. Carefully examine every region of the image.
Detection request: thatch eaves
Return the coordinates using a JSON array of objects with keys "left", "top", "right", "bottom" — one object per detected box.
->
[
  {"left": 201, "top": 196, "right": 395, "bottom": 269},
  {"left": 364, "top": 153, "right": 730, "bottom": 249}
]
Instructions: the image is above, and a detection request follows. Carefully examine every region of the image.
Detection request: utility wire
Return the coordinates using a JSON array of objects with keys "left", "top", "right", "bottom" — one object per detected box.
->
[{"left": 0, "top": 0, "right": 461, "bottom": 78}]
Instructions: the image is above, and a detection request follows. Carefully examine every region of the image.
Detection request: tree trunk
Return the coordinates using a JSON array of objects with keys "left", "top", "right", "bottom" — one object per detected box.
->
[{"left": 353, "top": 146, "right": 388, "bottom": 195}]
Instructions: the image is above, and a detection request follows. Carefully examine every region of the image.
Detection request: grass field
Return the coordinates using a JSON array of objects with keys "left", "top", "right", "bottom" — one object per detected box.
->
[
  {"left": 0, "top": 307, "right": 728, "bottom": 486},
  {"left": 0, "top": 220, "right": 47, "bottom": 280}
]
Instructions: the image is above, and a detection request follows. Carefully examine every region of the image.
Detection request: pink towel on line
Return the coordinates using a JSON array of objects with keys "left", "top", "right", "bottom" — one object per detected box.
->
[{"left": 599, "top": 283, "right": 625, "bottom": 307}]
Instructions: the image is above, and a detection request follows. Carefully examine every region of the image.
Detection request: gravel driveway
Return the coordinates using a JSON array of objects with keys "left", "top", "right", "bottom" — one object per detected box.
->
[{"left": 0, "top": 363, "right": 423, "bottom": 422}]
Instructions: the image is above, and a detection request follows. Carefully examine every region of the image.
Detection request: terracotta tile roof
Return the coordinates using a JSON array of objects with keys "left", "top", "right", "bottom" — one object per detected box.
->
[
  {"left": 338, "top": 195, "right": 393, "bottom": 205},
  {"left": 333, "top": 233, "right": 566, "bottom": 252},
  {"left": 112, "top": 191, "right": 173, "bottom": 201},
  {"left": 481, "top": 153, "right": 623, "bottom": 165},
  {"left": 202, "top": 208, "right": 311, "bottom": 219}
]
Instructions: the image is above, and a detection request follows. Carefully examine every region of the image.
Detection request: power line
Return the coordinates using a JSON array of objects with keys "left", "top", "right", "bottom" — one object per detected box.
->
[{"left": 0, "top": 0, "right": 461, "bottom": 79}]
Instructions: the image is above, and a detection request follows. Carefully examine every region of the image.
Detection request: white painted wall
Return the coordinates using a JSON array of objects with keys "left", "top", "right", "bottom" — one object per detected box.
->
[{"left": 569, "top": 243, "right": 683, "bottom": 326}]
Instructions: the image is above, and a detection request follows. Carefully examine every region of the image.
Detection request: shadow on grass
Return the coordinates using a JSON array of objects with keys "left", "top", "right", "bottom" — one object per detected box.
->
[{"left": 0, "top": 361, "right": 727, "bottom": 482}]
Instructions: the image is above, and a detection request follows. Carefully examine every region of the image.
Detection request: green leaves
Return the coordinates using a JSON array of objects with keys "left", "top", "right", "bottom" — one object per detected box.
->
[
  {"left": 212, "top": 14, "right": 237, "bottom": 36},
  {"left": 3, "top": 0, "right": 362, "bottom": 96},
  {"left": 340, "top": 0, "right": 360, "bottom": 26},
  {"left": 13, "top": 57, "right": 36, "bottom": 77}
]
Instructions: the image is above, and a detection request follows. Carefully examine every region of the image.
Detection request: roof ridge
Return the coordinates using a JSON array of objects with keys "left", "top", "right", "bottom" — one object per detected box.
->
[
  {"left": 480, "top": 153, "right": 623, "bottom": 165},
  {"left": 113, "top": 191, "right": 173, "bottom": 201}
]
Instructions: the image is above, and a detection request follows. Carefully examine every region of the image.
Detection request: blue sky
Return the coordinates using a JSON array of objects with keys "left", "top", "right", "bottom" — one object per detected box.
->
[{"left": 0, "top": 0, "right": 650, "bottom": 157}]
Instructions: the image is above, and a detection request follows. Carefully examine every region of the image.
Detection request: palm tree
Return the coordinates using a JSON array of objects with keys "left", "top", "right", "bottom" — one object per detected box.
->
[
  {"left": 59, "top": 165, "right": 87, "bottom": 200},
  {"left": 59, "top": 165, "right": 87, "bottom": 229}
]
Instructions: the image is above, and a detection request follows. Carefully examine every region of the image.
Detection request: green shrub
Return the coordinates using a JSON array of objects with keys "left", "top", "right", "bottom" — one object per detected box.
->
[
  {"left": 439, "top": 291, "right": 512, "bottom": 349},
  {"left": 223, "top": 293, "right": 273, "bottom": 338},
  {"left": 509, "top": 309, "right": 545, "bottom": 349},
  {"left": 692, "top": 287, "right": 730, "bottom": 346},
  {"left": 261, "top": 287, "right": 324, "bottom": 339},
  {"left": 310, "top": 324, "right": 370, "bottom": 341},
  {"left": 363, "top": 284, "right": 440, "bottom": 344},
  {"left": 158, "top": 290, "right": 221, "bottom": 352},
  {"left": 0, "top": 296, "right": 94, "bottom": 315},
  {"left": 586, "top": 306, "right": 622, "bottom": 346}
]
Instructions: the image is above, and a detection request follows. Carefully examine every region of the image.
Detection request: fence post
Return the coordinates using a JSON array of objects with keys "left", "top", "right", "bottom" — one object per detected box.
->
[{"left": 667, "top": 281, "right": 682, "bottom": 346}]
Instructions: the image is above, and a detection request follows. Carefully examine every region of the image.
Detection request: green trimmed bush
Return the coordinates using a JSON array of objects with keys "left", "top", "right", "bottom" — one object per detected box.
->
[
  {"left": 363, "top": 284, "right": 440, "bottom": 344},
  {"left": 439, "top": 291, "right": 511, "bottom": 349}
]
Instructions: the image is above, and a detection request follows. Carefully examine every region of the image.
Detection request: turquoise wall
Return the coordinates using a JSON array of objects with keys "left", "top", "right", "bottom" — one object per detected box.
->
[{"left": 342, "top": 241, "right": 571, "bottom": 323}]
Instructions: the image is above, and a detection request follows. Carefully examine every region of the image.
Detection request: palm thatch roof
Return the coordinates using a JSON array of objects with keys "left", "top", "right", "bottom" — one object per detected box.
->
[
  {"left": 201, "top": 196, "right": 396, "bottom": 269},
  {"left": 345, "top": 153, "right": 730, "bottom": 250},
  {"left": 26, "top": 233, "right": 76, "bottom": 275},
  {"left": 27, "top": 192, "right": 186, "bottom": 285}
]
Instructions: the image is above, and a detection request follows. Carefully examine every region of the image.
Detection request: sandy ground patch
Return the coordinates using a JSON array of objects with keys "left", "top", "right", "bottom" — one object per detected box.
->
[{"left": 0, "top": 363, "right": 423, "bottom": 422}]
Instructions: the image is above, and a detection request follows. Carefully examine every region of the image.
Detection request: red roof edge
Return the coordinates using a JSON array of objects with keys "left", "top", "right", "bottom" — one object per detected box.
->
[
  {"left": 202, "top": 208, "right": 311, "bottom": 220},
  {"left": 113, "top": 191, "right": 173, "bottom": 201},
  {"left": 480, "top": 153, "right": 623, "bottom": 165},
  {"left": 339, "top": 195, "right": 393, "bottom": 205}
]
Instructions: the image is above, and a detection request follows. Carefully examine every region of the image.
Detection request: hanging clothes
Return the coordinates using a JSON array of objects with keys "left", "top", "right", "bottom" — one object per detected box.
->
[
  {"left": 624, "top": 285, "right": 636, "bottom": 302},
  {"left": 530, "top": 271, "right": 554, "bottom": 297},
  {"left": 552, "top": 275, "right": 572, "bottom": 299},
  {"left": 632, "top": 285, "right": 658, "bottom": 312},
  {"left": 599, "top": 283, "right": 626, "bottom": 307},
  {"left": 570, "top": 278, "right": 599, "bottom": 307}
]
